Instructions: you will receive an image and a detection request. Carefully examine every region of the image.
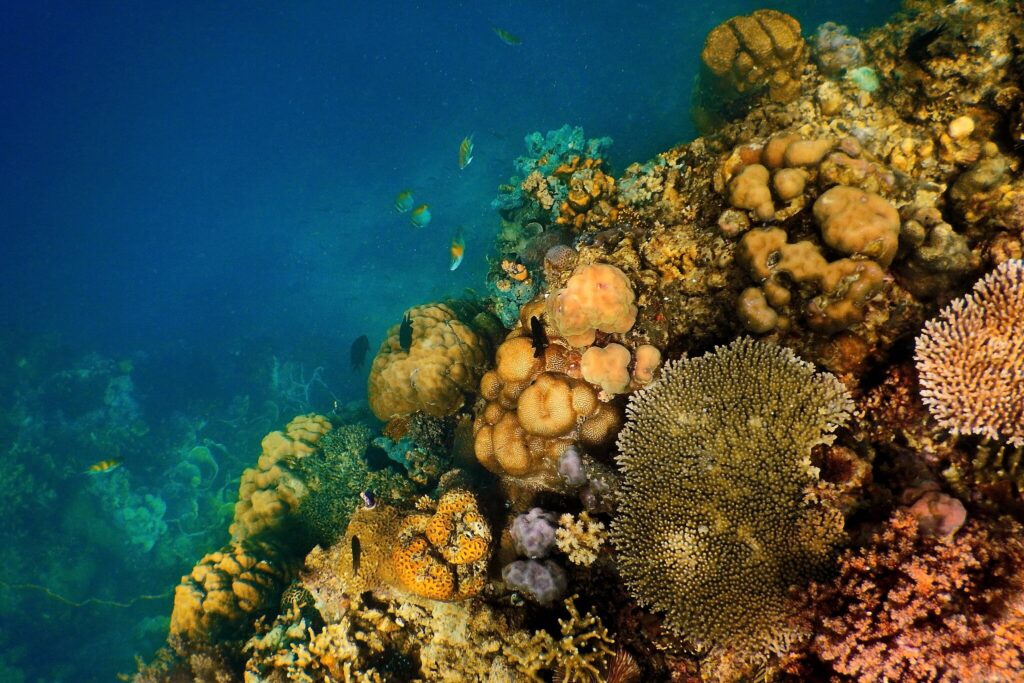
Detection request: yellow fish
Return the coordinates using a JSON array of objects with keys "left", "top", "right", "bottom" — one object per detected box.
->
[
  {"left": 449, "top": 228, "right": 465, "bottom": 271},
  {"left": 458, "top": 135, "right": 474, "bottom": 170},
  {"left": 86, "top": 459, "right": 122, "bottom": 474},
  {"left": 493, "top": 27, "right": 521, "bottom": 46},
  {"left": 394, "top": 189, "right": 414, "bottom": 213},
  {"left": 410, "top": 204, "right": 431, "bottom": 228}
]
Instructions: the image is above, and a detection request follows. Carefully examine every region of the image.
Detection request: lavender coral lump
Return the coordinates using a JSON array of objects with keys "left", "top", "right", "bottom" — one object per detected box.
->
[
  {"left": 510, "top": 508, "right": 559, "bottom": 558},
  {"left": 502, "top": 559, "right": 568, "bottom": 605}
]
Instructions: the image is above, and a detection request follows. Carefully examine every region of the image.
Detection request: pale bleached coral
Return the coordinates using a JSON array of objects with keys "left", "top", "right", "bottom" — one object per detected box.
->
[{"left": 555, "top": 512, "right": 606, "bottom": 566}]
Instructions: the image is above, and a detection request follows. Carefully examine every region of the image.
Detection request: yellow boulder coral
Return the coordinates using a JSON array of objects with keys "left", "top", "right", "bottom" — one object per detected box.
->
[
  {"left": 701, "top": 9, "right": 806, "bottom": 103},
  {"left": 368, "top": 301, "right": 501, "bottom": 420},
  {"left": 170, "top": 541, "right": 290, "bottom": 642},
  {"left": 581, "top": 343, "right": 632, "bottom": 395},
  {"left": 813, "top": 185, "right": 901, "bottom": 267},
  {"left": 230, "top": 413, "right": 332, "bottom": 543},
  {"left": 546, "top": 264, "right": 638, "bottom": 347}
]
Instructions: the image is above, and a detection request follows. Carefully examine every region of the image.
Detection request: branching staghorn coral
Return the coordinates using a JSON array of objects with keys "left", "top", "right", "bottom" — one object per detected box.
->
[
  {"left": 915, "top": 259, "right": 1024, "bottom": 446},
  {"left": 612, "top": 337, "right": 852, "bottom": 680}
]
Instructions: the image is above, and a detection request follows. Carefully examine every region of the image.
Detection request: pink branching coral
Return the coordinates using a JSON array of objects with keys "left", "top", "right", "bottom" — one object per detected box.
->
[
  {"left": 798, "top": 510, "right": 1024, "bottom": 682},
  {"left": 915, "top": 259, "right": 1024, "bottom": 445}
]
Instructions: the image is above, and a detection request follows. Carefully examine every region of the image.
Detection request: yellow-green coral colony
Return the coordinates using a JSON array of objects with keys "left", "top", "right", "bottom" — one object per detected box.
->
[{"left": 612, "top": 338, "right": 851, "bottom": 666}]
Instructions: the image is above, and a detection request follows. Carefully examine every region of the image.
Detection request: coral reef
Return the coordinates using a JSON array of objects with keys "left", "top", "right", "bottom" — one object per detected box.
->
[
  {"left": 546, "top": 263, "right": 638, "bottom": 346},
  {"left": 916, "top": 259, "right": 1024, "bottom": 445},
  {"left": 613, "top": 338, "right": 851, "bottom": 678},
  {"left": 367, "top": 300, "right": 502, "bottom": 420},
  {"left": 555, "top": 512, "right": 606, "bottom": 566},
  {"left": 793, "top": 511, "right": 1024, "bottom": 682}
]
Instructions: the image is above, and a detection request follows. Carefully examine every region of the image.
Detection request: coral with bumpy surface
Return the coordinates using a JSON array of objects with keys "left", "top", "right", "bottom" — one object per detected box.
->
[
  {"left": 546, "top": 264, "right": 638, "bottom": 346},
  {"left": 169, "top": 540, "right": 292, "bottom": 643},
  {"left": 473, "top": 327, "right": 622, "bottom": 488},
  {"left": 795, "top": 511, "right": 1024, "bottom": 682},
  {"left": 613, "top": 338, "right": 851, "bottom": 679},
  {"left": 700, "top": 9, "right": 806, "bottom": 104},
  {"left": 916, "top": 260, "right": 1024, "bottom": 446},
  {"left": 392, "top": 489, "right": 492, "bottom": 601},
  {"left": 230, "top": 413, "right": 333, "bottom": 543},
  {"left": 368, "top": 300, "right": 502, "bottom": 420}
]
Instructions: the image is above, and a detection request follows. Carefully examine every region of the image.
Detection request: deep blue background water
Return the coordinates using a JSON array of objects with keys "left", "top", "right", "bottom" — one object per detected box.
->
[{"left": 1, "top": 1, "right": 899, "bottom": 680}]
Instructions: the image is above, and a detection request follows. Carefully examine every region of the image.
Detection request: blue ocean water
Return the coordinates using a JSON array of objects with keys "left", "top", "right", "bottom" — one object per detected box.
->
[{"left": 0, "top": 2, "right": 899, "bottom": 680}]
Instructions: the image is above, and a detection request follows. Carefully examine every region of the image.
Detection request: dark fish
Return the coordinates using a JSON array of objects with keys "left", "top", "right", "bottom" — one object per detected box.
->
[
  {"left": 350, "top": 334, "right": 369, "bottom": 370},
  {"left": 529, "top": 316, "right": 548, "bottom": 358},
  {"left": 360, "top": 489, "right": 377, "bottom": 509},
  {"left": 351, "top": 535, "right": 362, "bottom": 576},
  {"left": 399, "top": 313, "right": 413, "bottom": 352},
  {"left": 905, "top": 23, "right": 946, "bottom": 63}
]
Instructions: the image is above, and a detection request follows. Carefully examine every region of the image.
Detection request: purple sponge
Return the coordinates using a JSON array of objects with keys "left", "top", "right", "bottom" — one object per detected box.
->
[
  {"left": 510, "top": 508, "right": 558, "bottom": 559},
  {"left": 502, "top": 559, "right": 567, "bottom": 605},
  {"left": 557, "top": 444, "right": 588, "bottom": 487}
]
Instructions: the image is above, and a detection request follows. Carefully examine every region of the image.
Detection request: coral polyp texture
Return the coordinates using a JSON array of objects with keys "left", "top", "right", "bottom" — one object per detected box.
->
[
  {"left": 368, "top": 300, "right": 502, "bottom": 420},
  {"left": 612, "top": 338, "right": 851, "bottom": 677},
  {"left": 915, "top": 259, "right": 1024, "bottom": 446}
]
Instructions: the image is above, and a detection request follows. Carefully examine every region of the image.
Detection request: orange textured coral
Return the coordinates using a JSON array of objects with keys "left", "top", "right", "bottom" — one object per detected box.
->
[
  {"left": 391, "top": 489, "right": 491, "bottom": 601},
  {"left": 916, "top": 260, "right": 1024, "bottom": 446},
  {"left": 546, "top": 263, "right": 638, "bottom": 346},
  {"left": 581, "top": 343, "right": 632, "bottom": 395},
  {"left": 230, "top": 413, "right": 332, "bottom": 543},
  {"left": 368, "top": 302, "right": 500, "bottom": 420},
  {"left": 473, "top": 325, "right": 622, "bottom": 488}
]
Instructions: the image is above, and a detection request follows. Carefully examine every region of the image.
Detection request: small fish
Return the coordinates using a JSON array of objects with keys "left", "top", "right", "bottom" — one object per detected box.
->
[
  {"left": 410, "top": 204, "right": 431, "bottom": 228},
  {"left": 458, "top": 134, "right": 474, "bottom": 169},
  {"left": 449, "top": 228, "right": 466, "bottom": 271},
  {"left": 85, "top": 458, "right": 122, "bottom": 474},
  {"left": 394, "top": 189, "right": 414, "bottom": 213},
  {"left": 350, "top": 334, "right": 369, "bottom": 371},
  {"left": 529, "top": 316, "right": 548, "bottom": 358},
  {"left": 351, "top": 535, "right": 362, "bottom": 576},
  {"left": 360, "top": 489, "right": 377, "bottom": 509},
  {"left": 399, "top": 312, "right": 414, "bottom": 352},
  {"left": 906, "top": 23, "right": 946, "bottom": 64},
  {"left": 493, "top": 26, "right": 521, "bottom": 46}
]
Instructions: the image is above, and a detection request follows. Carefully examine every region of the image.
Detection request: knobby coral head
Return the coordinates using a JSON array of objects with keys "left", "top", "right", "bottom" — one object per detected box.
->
[{"left": 915, "top": 259, "right": 1024, "bottom": 446}]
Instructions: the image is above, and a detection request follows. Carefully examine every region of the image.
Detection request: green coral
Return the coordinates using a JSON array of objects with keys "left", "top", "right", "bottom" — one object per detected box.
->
[
  {"left": 612, "top": 338, "right": 852, "bottom": 677},
  {"left": 295, "top": 424, "right": 416, "bottom": 547}
]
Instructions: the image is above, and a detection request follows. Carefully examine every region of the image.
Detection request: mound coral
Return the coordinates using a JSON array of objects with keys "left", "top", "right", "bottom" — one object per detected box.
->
[
  {"left": 230, "top": 413, "right": 333, "bottom": 544},
  {"left": 797, "top": 511, "right": 1024, "bottom": 682},
  {"left": 915, "top": 259, "right": 1024, "bottom": 445},
  {"left": 546, "top": 264, "right": 638, "bottom": 346},
  {"left": 613, "top": 338, "right": 851, "bottom": 677},
  {"left": 580, "top": 343, "right": 631, "bottom": 395},
  {"left": 700, "top": 9, "right": 806, "bottom": 104},
  {"left": 368, "top": 300, "right": 502, "bottom": 420},
  {"left": 169, "top": 541, "right": 292, "bottom": 643},
  {"left": 473, "top": 329, "right": 622, "bottom": 488}
]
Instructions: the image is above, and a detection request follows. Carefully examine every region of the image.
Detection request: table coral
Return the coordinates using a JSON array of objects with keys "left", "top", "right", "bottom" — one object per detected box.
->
[
  {"left": 546, "top": 264, "right": 638, "bottom": 346},
  {"left": 230, "top": 413, "right": 333, "bottom": 544},
  {"left": 915, "top": 259, "right": 1024, "bottom": 445},
  {"left": 613, "top": 338, "right": 851, "bottom": 679},
  {"left": 367, "top": 300, "right": 502, "bottom": 420},
  {"left": 797, "top": 511, "right": 1024, "bottom": 682}
]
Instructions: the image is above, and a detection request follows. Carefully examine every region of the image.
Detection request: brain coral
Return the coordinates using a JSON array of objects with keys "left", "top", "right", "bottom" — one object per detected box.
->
[
  {"left": 916, "top": 259, "right": 1024, "bottom": 446},
  {"left": 230, "top": 413, "right": 333, "bottom": 544},
  {"left": 368, "top": 300, "right": 503, "bottom": 420},
  {"left": 701, "top": 9, "right": 806, "bottom": 104},
  {"left": 170, "top": 540, "right": 291, "bottom": 643},
  {"left": 612, "top": 338, "right": 852, "bottom": 676}
]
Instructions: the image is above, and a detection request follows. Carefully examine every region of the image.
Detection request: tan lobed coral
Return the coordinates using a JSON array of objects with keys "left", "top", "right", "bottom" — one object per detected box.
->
[
  {"left": 473, "top": 323, "right": 622, "bottom": 489},
  {"left": 169, "top": 540, "right": 292, "bottom": 644},
  {"left": 580, "top": 343, "right": 632, "bottom": 395},
  {"left": 368, "top": 301, "right": 503, "bottom": 420},
  {"left": 229, "top": 413, "right": 333, "bottom": 543},
  {"left": 546, "top": 263, "right": 638, "bottom": 347},
  {"left": 915, "top": 259, "right": 1024, "bottom": 446},
  {"left": 700, "top": 9, "right": 806, "bottom": 104},
  {"left": 613, "top": 338, "right": 852, "bottom": 680}
]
